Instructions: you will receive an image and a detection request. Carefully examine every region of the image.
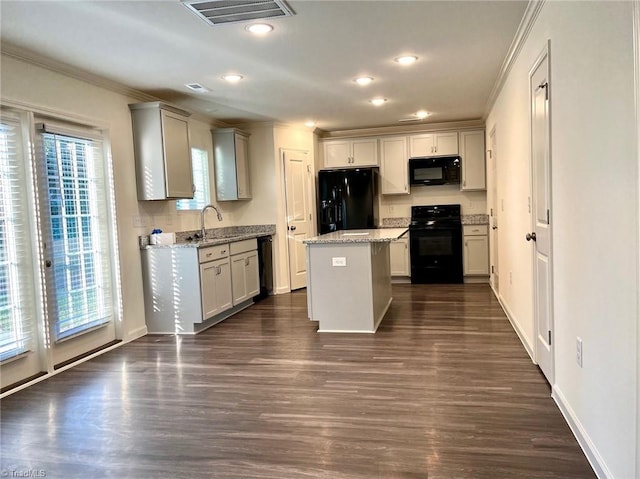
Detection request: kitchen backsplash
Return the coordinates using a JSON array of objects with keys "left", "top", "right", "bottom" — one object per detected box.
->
[
  {"left": 379, "top": 186, "right": 487, "bottom": 218},
  {"left": 381, "top": 215, "right": 489, "bottom": 227}
]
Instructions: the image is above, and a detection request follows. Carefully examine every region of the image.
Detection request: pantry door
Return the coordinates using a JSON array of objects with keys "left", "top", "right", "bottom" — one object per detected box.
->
[
  {"left": 283, "top": 149, "right": 312, "bottom": 291},
  {"left": 530, "top": 44, "right": 554, "bottom": 384}
]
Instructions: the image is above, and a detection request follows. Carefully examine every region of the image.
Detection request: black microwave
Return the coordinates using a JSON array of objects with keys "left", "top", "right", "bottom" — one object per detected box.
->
[{"left": 409, "top": 156, "right": 461, "bottom": 186}]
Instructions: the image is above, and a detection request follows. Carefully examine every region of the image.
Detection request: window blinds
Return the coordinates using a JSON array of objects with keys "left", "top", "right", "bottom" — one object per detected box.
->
[
  {"left": 0, "top": 110, "right": 38, "bottom": 361},
  {"left": 37, "top": 122, "right": 114, "bottom": 342},
  {"left": 176, "top": 148, "right": 210, "bottom": 211}
]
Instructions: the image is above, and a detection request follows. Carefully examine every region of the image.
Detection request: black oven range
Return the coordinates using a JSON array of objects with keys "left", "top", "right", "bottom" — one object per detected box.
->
[{"left": 409, "top": 204, "right": 463, "bottom": 284}]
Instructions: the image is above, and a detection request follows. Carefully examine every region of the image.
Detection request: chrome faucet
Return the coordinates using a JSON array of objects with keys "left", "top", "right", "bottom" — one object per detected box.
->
[{"left": 200, "top": 204, "right": 223, "bottom": 240}]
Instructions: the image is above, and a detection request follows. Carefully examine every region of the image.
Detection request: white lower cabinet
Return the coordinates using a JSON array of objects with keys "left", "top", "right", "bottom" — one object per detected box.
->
[
  {"left": 390, "top": 237, "right": 410, "bottom": 276},
  {"left": 230, "top": 238, "right": 260, "bottom": 305},
  {"left": 140, "top": 238, "right": 260, "bottom": 334},
  {"left": 463, "top": 225, "right": 489, "bottom": 276},
  {"left": 200, "top": 258, "right": 233, "bottom": 321}
]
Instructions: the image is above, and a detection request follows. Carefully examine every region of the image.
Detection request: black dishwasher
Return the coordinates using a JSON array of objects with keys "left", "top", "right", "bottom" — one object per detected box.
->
[{"left": 255, "top": 236, "right": 273, "bottom": 301}]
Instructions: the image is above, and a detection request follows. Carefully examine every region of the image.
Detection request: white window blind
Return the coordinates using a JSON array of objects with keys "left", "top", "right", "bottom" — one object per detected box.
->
[
  {"left": 177, "top": 148, "right": 210, "bottom": 211},
  {"left": 0, "top": 111, "right": 37, "bottom": 361},
  {"left": 38, "top": 123, "right": 114, "bottom": 341}
]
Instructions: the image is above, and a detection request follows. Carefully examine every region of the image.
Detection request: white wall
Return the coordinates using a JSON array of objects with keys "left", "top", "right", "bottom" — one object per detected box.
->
[
  {"left": 1, "top": 54, "right": 149, "bottom": 341},
  {"left": 486, "top": 2, "right": 639, "bottom": 477}
]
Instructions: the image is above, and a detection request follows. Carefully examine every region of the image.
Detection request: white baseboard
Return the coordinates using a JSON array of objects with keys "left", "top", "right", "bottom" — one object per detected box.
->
[
  {"left": 552, "top": 386, "right": 611, "bottom": 479},
  {"left": 124, "top": 325, "right": 147, "bottom": 342},
  {"left": 494, "top": 291, "right": 535, "bottom": 361}
]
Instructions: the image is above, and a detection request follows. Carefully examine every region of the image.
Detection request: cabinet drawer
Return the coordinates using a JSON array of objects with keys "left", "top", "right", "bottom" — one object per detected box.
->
[
  {"left": 463, "top": 225, "right": 488, "bottom": 236},
  {"left": 198, "top": 244, "right": 230, "bottom": 263},
  {"left": 230, "top": 238, "right": 257, "bottom": 255}
]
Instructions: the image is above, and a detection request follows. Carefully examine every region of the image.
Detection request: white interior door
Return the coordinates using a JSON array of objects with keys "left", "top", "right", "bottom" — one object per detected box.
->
[
  {"left": 283, "top": 150, "right": 312, "bottom": 291},
  {"left": 489, "top": 127, "right": 499, "bottom": 293},
  {"left": 530, "top": 44, "right": 554, "bottom": 384}
]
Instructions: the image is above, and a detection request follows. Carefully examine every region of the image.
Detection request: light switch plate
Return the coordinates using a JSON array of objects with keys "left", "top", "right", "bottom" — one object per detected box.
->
[{"left": 332, "top": 257, "right": 347, "bottom": 267}]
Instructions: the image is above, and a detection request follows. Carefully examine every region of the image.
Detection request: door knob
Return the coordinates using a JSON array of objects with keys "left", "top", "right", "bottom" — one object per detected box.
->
[
  {"left": 288, "top": 225, "right": 297, "bottom": 231},
  {"left": 492, "top": 225, "right": 498, "bottom": 230},
  {"left": 526, "top": 232, "right": 537, "bottom": 242}
]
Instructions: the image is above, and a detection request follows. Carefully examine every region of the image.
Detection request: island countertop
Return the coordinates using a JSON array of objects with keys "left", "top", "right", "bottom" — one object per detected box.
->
[{"left": 304, "top": 228, "right": 408, "bottom": 245}]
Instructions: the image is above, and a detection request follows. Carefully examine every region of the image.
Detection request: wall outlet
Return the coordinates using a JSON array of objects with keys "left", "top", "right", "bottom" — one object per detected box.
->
[
  {"left": 509, "top": 271, "right": 513, "bottom": 285},
  {"left": 576, "top": 337, "right": 583, "bottom": 367},
  {"left": 132, "top": 215, "right": 148, "bottom": 228},
  {"left": 332, "top": 257, "right": 347, "bottom": 267},
  {"left": 388, "top": 205, "right": 395, "bottom": 215}
]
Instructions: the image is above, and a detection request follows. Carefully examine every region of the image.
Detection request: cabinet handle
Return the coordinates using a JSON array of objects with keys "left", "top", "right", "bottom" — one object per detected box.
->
[
  {"left": 206, "top": 253, "right": 213, "bottom": 257},
  {"left": 245, "top": 257, "right": 250, "bottom": 266},
  {"left": 216, "top": 266, "right": 221, "bottom": 275},
  {"left": 221, "top": 249, "right": 227, "bottom": 254}
]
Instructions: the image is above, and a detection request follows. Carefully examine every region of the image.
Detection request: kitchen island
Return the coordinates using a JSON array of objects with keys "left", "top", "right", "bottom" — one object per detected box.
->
[{"left": 304, "top": 228, "right": 408, "bottom": 333}]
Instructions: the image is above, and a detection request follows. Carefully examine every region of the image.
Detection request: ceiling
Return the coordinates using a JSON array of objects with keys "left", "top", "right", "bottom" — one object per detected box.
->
[{"left": 0, "top": 1, "right": 528, "bottom": 132}]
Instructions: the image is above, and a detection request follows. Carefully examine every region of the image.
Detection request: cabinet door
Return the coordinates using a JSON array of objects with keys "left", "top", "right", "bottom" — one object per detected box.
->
[
  {"left": 161, "top": 110, "right": 193, "bottom": 199},
  {"left": 235, "top": 133, "right": 251, "bottom": 199},
  {"left": 231, "top": 254, "right": 248, "bottom": 305},
  {"left": 244, "top": 251, "right": 260, "bottom": 298},
  {"left": 433, "top": 133, "right": 459, "bottom": 156},
  {"left": 463, "top": 235, "right": 489, "bottom": 275},
  {"left": 390, "top": 238, "right": 410, "bottom": 276},
  {"left": 380, "top": 137, "right": 409, "bottom": 195},
  {"left": 323, "top": 140, "right": 351, "bottom": 168},
  {"left": 215, "top": 259, "right": 233, "bottom": 313},
  {"left": 409, "top": 134, "right": 434, "bottom": 157},
  {"left": 351, "top": 138, "right": 378, "bottom": 166},
  {"left": 460, "top": 130, "right": 486, "bottom": 191},
  {"left": 200, "top": 261, "right": 219, "bottom": 321}
]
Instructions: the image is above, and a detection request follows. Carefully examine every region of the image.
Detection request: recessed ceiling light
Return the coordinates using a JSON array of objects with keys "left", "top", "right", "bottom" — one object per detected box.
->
[
  {"left": 354, "top": 76, "right": 374, "bottom": 86},
  {"left": 394, "top": 55, "right": 418, "bottom": 65},
  {"left": 304, "top": 121, "right": 316, "bottom": 128},
  {"left": 221, "top": 74, "right": 243, "bottom": 83},
  {"left": 415, "top": 110, "right": 430, "bottom": 119},
  {"left": 369, "top": 98, "right": 387, "bottom": 106},
  {"left": 246, "top": 23, "right": 273, "bottom": 34}
]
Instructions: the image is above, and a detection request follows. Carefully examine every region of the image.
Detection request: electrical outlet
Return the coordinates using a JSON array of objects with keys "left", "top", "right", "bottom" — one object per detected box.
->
[
  {"left": 132, "top": 215, "right": 148, "bottom": 228},
  {"left": 576, "top": 337, "right": 583, "bottom": 367},
  {"left": 509, "top": 271, "right": 513, "bottom": 285},
  {"left": 389, "top": 205, "right": 395, "bottom": 215},
  {"left": 165, "top": 215, "right": 175, "bottom": 226}
]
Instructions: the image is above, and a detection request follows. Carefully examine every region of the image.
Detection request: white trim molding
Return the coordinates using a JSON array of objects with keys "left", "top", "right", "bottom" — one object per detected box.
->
[
  {"left": 484, "top": 0, "right": 546, "bottom": 118},
  {"left": 633, "top": 1, "right": 640, "bottom": 477},
  {"left": 552, "top": 386, "right": 611, "bottom": 478},
  {"left": 494, "top": 291, "right": 535, "bottom": 361}
]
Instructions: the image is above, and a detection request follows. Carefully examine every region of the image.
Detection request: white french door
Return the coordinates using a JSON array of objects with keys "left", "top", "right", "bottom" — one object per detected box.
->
[{"left": 36, "top": 122, "right": 118, "bottom": 366}]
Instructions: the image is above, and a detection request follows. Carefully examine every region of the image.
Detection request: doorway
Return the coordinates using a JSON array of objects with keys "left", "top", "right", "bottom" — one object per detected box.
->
[
  {"left": 529, "top": 43, "right": 554, "bottom": 384},
  {"left": 488, "top": 126, "right": 499, "bottom": 294},
  {"left": 282, "top": 149, "right": 312, "bottom": 291}
]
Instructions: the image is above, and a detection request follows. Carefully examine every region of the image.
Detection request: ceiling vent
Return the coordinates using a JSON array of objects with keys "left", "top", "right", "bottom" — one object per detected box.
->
[
  {"left": 183, "top": 0, "right": 295, "bottom": 26},
  {"left": 185, "top": 83, "right": 210, "bottom": 93}
]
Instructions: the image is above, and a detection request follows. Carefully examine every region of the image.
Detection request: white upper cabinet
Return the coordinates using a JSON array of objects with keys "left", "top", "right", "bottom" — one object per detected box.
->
[
  {"left": 213, "top": 128, "right": 251, "bottom": 201},
  {"left": 129, "top": 102, "right": 194, "bottom": 201},
  {"left": 409, "top": 132, "right": 458, "bottom": 158},
  {"left": 322, "top": 138, "right": 378, "bottom": 168},
  {"left": 380, "top": 136, "right": 409, "bottom": 195},
  {"left": 459, "top": 130, "right": 486, "bottom": 191}
]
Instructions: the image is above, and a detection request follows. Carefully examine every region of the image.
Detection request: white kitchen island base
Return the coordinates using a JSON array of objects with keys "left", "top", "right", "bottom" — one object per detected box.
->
[{"left": 304, "top": 228, "right": 407, "bottom": 333}]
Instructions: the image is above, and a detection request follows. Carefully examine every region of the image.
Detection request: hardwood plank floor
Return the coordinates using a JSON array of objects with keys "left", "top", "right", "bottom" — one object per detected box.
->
[{"left": 1, "top": 284, "right": 595, "bottom": 479}]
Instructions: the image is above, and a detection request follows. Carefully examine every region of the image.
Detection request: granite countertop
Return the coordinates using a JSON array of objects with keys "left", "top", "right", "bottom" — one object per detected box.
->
[
  {"left": 304, "top": 228, "right": 408, "bottom": 244},
  {"left": 140, "top": 224, "right": 275, "bottom": 250}
]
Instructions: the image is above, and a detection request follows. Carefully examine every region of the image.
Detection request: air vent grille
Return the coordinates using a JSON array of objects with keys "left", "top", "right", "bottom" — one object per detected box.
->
[{"left": 183, "top": 0, "right": 295, "bottom": 26}]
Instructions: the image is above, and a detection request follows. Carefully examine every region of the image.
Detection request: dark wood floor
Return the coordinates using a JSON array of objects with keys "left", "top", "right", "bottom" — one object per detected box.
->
[{"left": 1, "top": 284, "right": 594, "bottom": 479}]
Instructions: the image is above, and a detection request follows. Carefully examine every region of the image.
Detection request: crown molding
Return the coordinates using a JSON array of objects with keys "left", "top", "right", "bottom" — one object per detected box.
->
[
  {"left": 484, "top": 0, "right": 545, "bottom": 118},
  {"left": 1, "top": 42, "right": 229, "bottom": 127},
  {"left": 319, "top": 119, "right": 485, "bottom": 139}
]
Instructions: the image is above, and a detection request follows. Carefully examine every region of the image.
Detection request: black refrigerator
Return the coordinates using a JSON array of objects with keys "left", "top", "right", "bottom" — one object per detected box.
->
[{"left": 318, "top": 168, "right": 379, "bottom": 234}]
